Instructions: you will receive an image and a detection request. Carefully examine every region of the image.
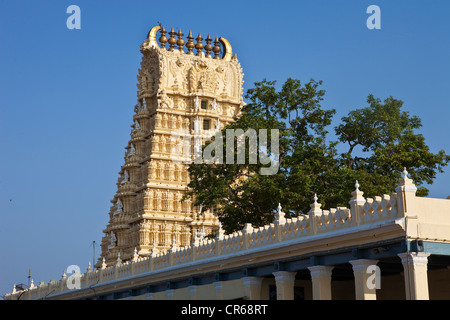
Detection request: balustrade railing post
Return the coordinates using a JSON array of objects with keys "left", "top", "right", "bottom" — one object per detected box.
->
[
  {"left": 37, "top": 282, "right": 43, "bottom": 298},
  {"left": 394, "top": 168, "right": 418, "bottom": 218},
  {"left": 131, "top": 248, "right": 139, "bottom": 275},
  {"left": 349, "top": 181, "right": 365, "bottom": 226},
  {"left": 274, "top": 203, "right": 286, "bottom": 242},
  {"left": 84, "top": 273, "right": 89, "bottom": 288},
  {"left": 149, "top": 243, "right": 159, "bottom": 271},
  {"left": 149, "top": 256, "right": 154, "bottom": 272},
  {"left": 308, "top": 194, "right": 322, "bottom": 234},
  {"left": 60, "top": 274, "right": 66, "bottom": 292},
  {"left": 215, "top": 238, "right": 222, "bottom": 256},
  {"left": 168, "top": 251, "right": 173, "bottom": 266},
  {"left": 215, "top": 222, "right": 224, "bottom": 256},
  {"left": 169, "top": 237, "right": 178, "bottom": 266},
  {"left": 130, "top": 260, "right": 136, "bottom": 275},
  {"left": 242, "top": 223, "right": 253, "bottom": 249},
  {"left": 99, "top": 258, "right": 106, "bottom": 283},
  {"left": 191, "top": 242, "right": 199, "bottom": 261},
  {"left": 114, "top": 253, "right": 122, "bottom": 279}
]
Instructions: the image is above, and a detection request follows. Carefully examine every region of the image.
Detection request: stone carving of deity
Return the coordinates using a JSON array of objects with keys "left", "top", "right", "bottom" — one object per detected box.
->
[
  {"left": 108, "top": 232, "right": 117, "bottom": 249},
  {"left": 115, "top": 198, "right": 123, "bottom": 215},
  {"left": 121, "top": 170, "right": 129, "bottom": 184},
  {"left": 128, "top": 144, "right": 136, "bottom": 157},
  {"left": 159, "top": 90, "right": 172, "bottom": 108},
  {"left": 136, "top": 102, "right": 142, "bottom": 113}
]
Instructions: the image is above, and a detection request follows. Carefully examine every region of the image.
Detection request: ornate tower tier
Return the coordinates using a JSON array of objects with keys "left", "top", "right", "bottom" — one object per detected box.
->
[{"left": 98, "top": 25, "right": 245, "bottom": 266}]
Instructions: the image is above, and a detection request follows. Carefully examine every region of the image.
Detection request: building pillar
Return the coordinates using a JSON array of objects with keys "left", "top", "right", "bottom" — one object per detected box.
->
[
  {"left": 398, "top": 252, "right": 431, "bottom": 300},
  {"left": 189, "top": 285, "right": 198, "bottom": 300},
  {"left": 166, "top": 289, "right": 174, "bottom": 299},
  {"left": 242, "top": 277, "right": 263, "bottom": 300},
  {"left": 214, "top": 281, "right": 223, "bottom": 300},
  {"left": 272, "top": 271, "right": 296, "bottom": 300},
  {"left": 308, "top": 266, "right": 334, "bottom": 300},
  {"left": 350, "top": 259, "right": 379, "bottom": 300}
]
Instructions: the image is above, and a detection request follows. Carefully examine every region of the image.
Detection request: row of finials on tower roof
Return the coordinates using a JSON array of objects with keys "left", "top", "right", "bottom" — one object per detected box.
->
[{"left": 157, "top": 25, "right": 226, "bottom": 59}]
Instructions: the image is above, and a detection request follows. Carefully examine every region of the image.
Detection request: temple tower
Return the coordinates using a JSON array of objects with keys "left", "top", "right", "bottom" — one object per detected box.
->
[{"left": 98, "top": 25, "right": 245, "bottom": 266}]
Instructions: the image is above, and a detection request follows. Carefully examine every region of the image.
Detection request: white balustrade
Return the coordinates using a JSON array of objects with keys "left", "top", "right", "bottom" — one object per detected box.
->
[{"left": 8, "top": 181, "right": 409, "bottom": 300}]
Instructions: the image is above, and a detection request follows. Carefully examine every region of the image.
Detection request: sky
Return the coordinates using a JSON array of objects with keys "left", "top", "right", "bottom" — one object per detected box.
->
[{"left": 1, "top": 0, "right": 449, "bottom": 297}]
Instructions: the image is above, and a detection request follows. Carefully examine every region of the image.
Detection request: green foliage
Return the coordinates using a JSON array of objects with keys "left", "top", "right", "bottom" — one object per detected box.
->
[
  {"left": 335, "top": 94, "right": 450, "bottom": 197},
  {"left": 185, "top": 79, "right": 450, "bottom": 234}
]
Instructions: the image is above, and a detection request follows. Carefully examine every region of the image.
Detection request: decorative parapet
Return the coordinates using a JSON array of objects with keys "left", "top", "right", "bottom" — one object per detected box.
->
[{"left": 6, "top": 169, "right": 450, "bottom": 300}]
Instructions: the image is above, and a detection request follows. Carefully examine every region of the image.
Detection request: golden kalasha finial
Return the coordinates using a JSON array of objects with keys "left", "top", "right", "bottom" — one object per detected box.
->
[
  {"left": 155, "top": 26, "right": 228, "bottom": 60},
  {"left": 186, "top": 30, "right": 195, "bottom": 55},
  {"left": 177, "top": 28, "right": 185, "bottom": 52},
  {"left": 213, "top": 36, "right": 221, "bottom": 59},
  {"left": 205, "top": 34, "right": 213, "bottom": 58},
  {"left": 195, "top": 33, "right": 204, "bottom": 56},
  {"left": 159, "top": 26, "right": 167, "bottom": 49},
  {"left": 168, "top": 27, "right": 177, "bottom": 51}
]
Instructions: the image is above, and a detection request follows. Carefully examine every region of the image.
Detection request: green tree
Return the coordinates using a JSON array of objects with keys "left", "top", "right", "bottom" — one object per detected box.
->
[
  {"left": 335, "top": 94, "right": 450, "bottom": 198},
  {"left": 185, "top": 78, "right": 337, "bottom": 232},
  {"left": 185, "top": 79, "right": 449, "bottom": 234}
]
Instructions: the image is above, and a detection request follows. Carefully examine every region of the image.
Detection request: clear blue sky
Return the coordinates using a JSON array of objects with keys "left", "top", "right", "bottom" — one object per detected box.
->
[{"left": 1, "top": 0, "right": 449, "bottom": 297}]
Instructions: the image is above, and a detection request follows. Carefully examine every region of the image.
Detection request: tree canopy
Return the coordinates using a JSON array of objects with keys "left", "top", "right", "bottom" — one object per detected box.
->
[{"left": 184, "top": 78, "right": 450, "bottom": 233}]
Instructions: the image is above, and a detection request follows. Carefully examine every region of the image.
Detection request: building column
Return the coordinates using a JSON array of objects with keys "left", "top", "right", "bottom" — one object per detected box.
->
[
  {"left": 308, "top": 266, "right": 334, "bottom": 300},
  {"left": 398, "top": 252, "right": 431, "bottom": 300},
  {"left": 242, "top": 277, "right": 263, "bottom": 300},
  {"left": 166, "top": 289, "right": 174, "bottom": 299},
  {"left": 189, "top": 285, "right": 198, "bottom": 300},
  {"left": 214, "top": 281, "right": 223, "bottom": 300},
  {"left": 350, "top": 259, "right": 379, "bottom": 300},
  {"left": 272, "top": 271, "right": 296, "bottom": 300}
]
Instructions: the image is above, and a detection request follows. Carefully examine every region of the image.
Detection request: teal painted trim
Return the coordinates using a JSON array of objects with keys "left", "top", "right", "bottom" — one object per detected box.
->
[{"left": 409, "top": 240, "right": 450, "bottom": 255}]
